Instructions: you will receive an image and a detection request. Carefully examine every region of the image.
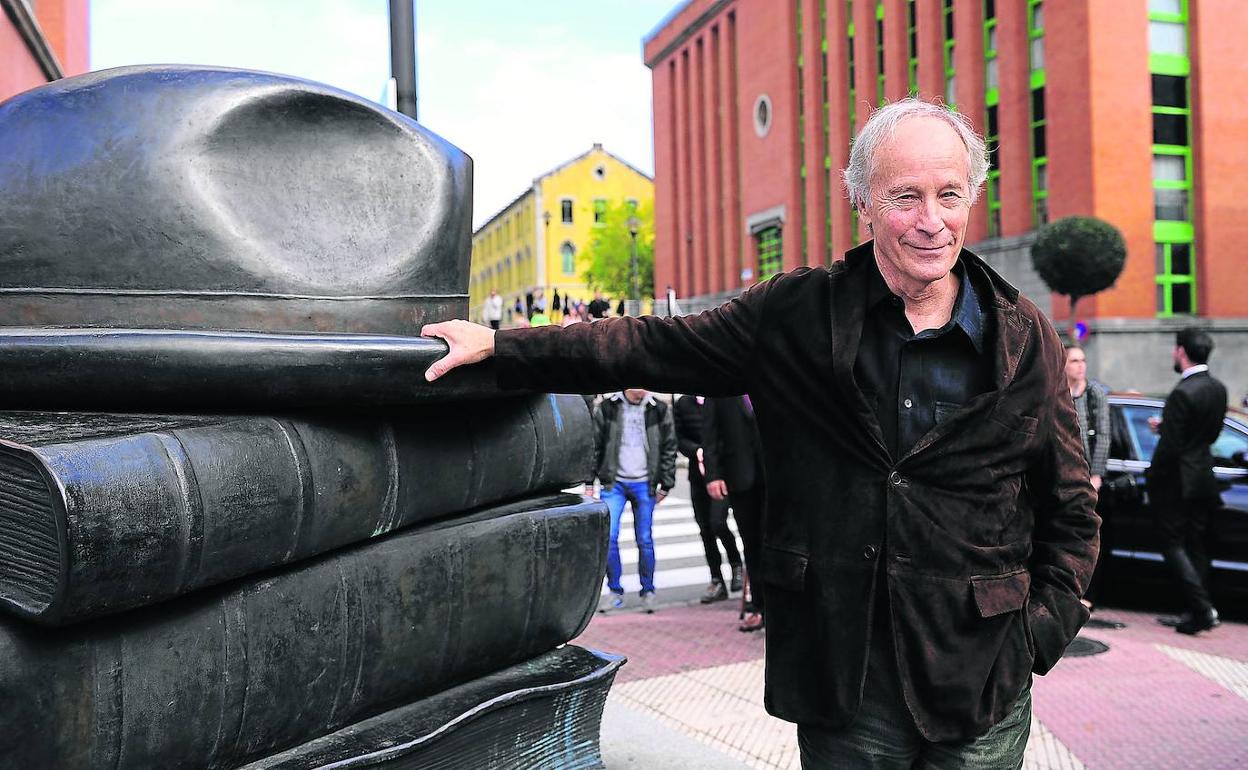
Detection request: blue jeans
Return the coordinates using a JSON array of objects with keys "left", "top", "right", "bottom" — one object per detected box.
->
[{"left": 602, "top": 480, "right": 656, "bottom": 595}]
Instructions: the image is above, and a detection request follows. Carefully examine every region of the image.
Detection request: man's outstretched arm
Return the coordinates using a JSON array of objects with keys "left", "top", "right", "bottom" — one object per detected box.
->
[{"left": 420, "top": 278, "right": 775, "bottom": 397}]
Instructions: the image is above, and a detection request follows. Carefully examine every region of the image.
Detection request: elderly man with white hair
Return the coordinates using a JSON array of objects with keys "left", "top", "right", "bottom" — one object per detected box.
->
[{"left": 423, "top": 99, "right": 1098, "bottom": 769}]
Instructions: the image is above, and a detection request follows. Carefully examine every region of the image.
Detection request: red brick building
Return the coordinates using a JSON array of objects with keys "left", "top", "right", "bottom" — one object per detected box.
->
[
  {"left": 644, "top": 0, "right": 1247, "bottom": 397},
  {"left": 1, "top": 0, "right": 89, "bottom": 102}
]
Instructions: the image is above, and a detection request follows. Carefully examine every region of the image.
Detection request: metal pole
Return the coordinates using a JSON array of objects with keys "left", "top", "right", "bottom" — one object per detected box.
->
[{"left": 389, "top": 0, "right": 418, "bottom": 119}]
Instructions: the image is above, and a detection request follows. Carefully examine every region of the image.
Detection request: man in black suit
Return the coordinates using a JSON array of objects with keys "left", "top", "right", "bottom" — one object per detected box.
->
[
  {"left": 703, "top": 395, "right": 767, "bottom": 632},
  {"left": 674, "top": 394, "right": 744, "bottom": 603},
  {"left": 1149, "top": 327, "right": 1228, "bottom": 635}
]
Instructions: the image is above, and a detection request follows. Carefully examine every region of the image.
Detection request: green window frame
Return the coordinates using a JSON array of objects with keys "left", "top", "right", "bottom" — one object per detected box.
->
[
  {"left": 1149, "top": 0, "right": 1195, "bottom": 317},
  {"left": 756, "top": 227, "right": 783, "bottom": 280},
  {"left": 942, "top": 0, "right": 955, "bottom": 107},
  {"left": 560, "top": 242, "right": 576, "bottom": 275},
  {"left": 983, "top": 0, "right": 1000, "bottom": 236},
  {"left": 1028, "top": 1, "right": 1047, "bottom": 227},
  {"left": 907, "top": 0, "right": 918, "bottom": 96},
  {"left": 875, "top": 3, "right": 885, "bottom": 105}
]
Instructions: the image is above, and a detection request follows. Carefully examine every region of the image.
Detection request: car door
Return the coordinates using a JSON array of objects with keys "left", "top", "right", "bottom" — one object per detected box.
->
[
  {"left": 1103, "top": 401, "right": 1163, "bottom": 563},
  {"left": 1208, "top": 421, "right": 1248, "bottom": 572}
]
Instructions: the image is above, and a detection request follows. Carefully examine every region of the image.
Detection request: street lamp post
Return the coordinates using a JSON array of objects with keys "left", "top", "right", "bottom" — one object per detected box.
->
[{"left": 627, "top": 216, "right": 640, "bottom": 315}]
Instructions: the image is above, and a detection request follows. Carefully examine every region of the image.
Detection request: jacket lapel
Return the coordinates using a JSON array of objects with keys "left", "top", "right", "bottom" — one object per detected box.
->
[{"left": 830, "top": 243, "right": 891, "bottom": 467}]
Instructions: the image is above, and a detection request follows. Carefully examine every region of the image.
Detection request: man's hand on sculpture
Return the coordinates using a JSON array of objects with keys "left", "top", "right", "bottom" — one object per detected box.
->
[{"left": 420, "top": 320, "right": 497, "bottom": 382}]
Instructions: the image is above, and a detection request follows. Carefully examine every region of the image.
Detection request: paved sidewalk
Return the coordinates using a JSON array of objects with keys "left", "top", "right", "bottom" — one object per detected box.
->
[{"left": 576, "top": 601, "right": 1248, "bottom": 769}]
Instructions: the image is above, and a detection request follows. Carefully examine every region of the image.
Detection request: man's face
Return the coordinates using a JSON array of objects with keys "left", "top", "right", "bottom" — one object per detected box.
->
[
  {"left": 1065, "top": 348, "right": 1087, "bottom": 383},
  {"left": 859, "top": 116, "right": 972, "bottom": 291},
  {"left": 624, "top": 388, "right": 648, "bottom": 403}
]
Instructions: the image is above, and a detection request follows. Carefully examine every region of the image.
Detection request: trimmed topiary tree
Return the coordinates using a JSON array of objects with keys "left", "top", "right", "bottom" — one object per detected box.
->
[{"left": 1030, "top": 216, "right": 1127, "bottom": 339}]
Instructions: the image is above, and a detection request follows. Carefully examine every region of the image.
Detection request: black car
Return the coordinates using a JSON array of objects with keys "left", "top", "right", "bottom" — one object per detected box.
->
[{"left": 1096, "top": 394, "right": 1248, "bottom": 613}]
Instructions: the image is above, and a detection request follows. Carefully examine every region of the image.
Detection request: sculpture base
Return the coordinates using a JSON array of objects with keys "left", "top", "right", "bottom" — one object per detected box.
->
[{"left": 242, "top": 645, "right": 625, "bottom": 770}]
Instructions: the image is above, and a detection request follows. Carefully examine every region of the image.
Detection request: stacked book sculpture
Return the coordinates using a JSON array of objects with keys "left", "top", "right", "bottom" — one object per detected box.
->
[{"left": 0, "top": 66, "right": 619, "bottom": 769}]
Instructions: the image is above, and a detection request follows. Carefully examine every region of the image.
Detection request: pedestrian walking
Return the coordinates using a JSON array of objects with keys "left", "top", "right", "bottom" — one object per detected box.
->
[
  {"left": 703, "top": 395, "right": 766, "bottom": 631},
  {"left": 1149, "top": 327, "right": 1227, "bottom": 635},
  {"left": 423, "top": 98, "right": 1098, "bottom": 768},
  {"left": 1065, "top": 344, "right": 1112, "bottom": 612},
  {"left": 482, "top": 288, "right": 503, "bottom": 331},
  {"left": 590, "top": 390, "right": 676, "bottom": 614},
  {"left": 588, "top": 291, "right": 610, "bottom": 320},
  {"left": 673, "top": 394, "right": 744, "bottom": 604}
]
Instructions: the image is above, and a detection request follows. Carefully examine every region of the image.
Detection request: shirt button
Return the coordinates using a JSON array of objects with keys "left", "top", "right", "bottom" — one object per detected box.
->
[
  {"left": 862, "top": 545, "right": 878, "bottom": 560},
  {"left": 903, "top": 398, "right": 913, "bottom": 409}
]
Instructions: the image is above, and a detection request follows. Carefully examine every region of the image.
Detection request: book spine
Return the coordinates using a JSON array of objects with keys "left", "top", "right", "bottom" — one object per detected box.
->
[
  {"left": 0, "top": 394, "right": 591, "bottom": 624},
  {"left": 0, "top": 494, "right": 608, "bottom": 769}
]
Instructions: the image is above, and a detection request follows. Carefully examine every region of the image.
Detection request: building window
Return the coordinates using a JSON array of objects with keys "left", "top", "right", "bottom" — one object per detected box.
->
[
  {"left": 942, "top": 0, "right": 956, "bottom": 107},
  {"left": 593, "top": 165, "right": 606, "bottom": 180},
  {"left": 875, "top": 4, "right": 885, "bottom": 104},
  {"left": 754, "top": 94, "right": 773, "bottom": 137},
  {"left": 985, "top": 103, "right": 1001, "bottom": 236},
  {"left": 593, "top": 198, "right": 608, "bottom": 224},
  {"left": 561, "top": 242, "right": 576, "bottom": 274},
  {"left": 907, "top": 0, "right": 918, "bottom": 95},
  {"left": 626, "top": 198, "right": 639, "bottom": 212},
  {"left": 1149, "top": 21, "right": 1187, "bottom": 55},
  {"left": 756, "top": 227, "right": 783, "bottom": 280},
  {"left": 560, "top": 198, "right": 573, "bottom": 224},
  {"left": 1150, "top": 0, "right": 1195, "bottom": 317}
]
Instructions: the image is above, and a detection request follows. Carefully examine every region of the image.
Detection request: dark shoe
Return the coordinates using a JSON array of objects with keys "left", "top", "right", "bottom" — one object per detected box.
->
[
  {"left": 729, "top": 565, "right": 744, "bottom": 593},
  {"left": 738, "top": 612, "right": 764, "bottom": 633},
  {"left": 1176, "top": 610, "right": 1220, "bottom": 635},
  {"left": 700, "top": 581, "right": 728, "bottom": 604},
  {"left": 1160, "top": 608, "right": 1219, "bottom": 629}
]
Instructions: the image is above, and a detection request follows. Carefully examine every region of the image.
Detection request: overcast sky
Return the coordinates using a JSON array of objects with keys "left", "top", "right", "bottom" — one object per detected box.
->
[{"left": 90, "top": 0, "right": 674, "bottom": 228}]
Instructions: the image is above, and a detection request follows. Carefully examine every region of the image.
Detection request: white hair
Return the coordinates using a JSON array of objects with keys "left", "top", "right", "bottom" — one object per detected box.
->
[{"left": 842, "top": 98, "right": 990, "bottom": 210}]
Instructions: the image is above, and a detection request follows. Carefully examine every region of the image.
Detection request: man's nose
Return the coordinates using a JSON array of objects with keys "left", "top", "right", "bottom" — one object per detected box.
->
[{"left": 915, "top": 197, "right": 945, "bottom": 235}]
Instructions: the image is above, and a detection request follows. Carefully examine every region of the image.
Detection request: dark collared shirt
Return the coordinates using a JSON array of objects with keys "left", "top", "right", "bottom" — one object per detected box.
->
[{"left": 853, "top": 258, "right": 992, "bottom": 461}]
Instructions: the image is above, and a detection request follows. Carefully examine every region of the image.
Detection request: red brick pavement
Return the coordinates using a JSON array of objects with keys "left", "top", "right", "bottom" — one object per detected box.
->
[
  {"left": 576, "top": 601, "right": 1248, "bottom": 769},
  {"left": 574, "top": 599, "right": 764, "bottom": 683}
]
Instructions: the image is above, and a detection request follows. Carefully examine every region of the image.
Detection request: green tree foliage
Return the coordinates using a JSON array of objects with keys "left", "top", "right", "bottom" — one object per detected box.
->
[
  {"left": 580, "top": 200, "right": 655, "bottom": 300},
  {"left": 1030, "top": 216, "right": 1127, "bottom": 338}
]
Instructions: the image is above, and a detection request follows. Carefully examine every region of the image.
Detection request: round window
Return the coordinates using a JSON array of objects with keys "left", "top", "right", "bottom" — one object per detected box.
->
[{"left": 753, "top": 94, "right": 773, "bottom": 137}]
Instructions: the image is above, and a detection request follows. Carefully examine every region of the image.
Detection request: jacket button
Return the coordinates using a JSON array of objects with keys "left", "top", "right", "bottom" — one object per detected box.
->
[
  {"left": 862, "top": 545, "right": 877, "bottom": 560},
  {"left": 889, "top": 471, "right": 904, "bottom": 486}
]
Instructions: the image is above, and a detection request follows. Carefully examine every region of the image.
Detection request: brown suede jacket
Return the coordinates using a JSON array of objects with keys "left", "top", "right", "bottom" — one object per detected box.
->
[{"left": 494, "top": 242, "right": 1099, "bottom": 741}]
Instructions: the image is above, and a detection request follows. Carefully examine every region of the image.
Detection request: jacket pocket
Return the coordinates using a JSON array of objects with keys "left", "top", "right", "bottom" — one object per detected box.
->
[
  {"left": 762, "top": 546, "right": 809, "bottom": 592},
  {"left": 970, "top": 569, "right": 1031, "bottom": 617}
]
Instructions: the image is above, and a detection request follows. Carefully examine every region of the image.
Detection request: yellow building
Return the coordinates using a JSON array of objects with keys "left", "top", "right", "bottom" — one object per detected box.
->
[{"left": 469, "top": 144, "right": 654, "bottom": 323}]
